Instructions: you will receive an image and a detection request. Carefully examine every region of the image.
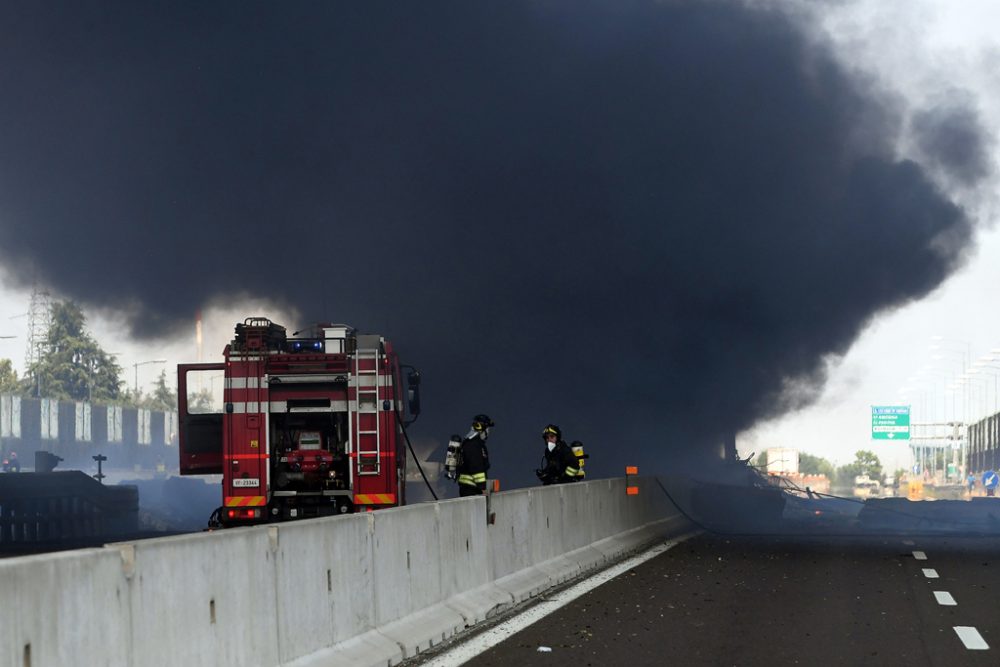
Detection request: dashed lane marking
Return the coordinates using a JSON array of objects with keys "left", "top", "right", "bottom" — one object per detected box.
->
[
  {"left": 933, "top": 591, "right": 956, "bottom": 606},
  {"left": 913, "top": 551, "right": 927, "bottom": 560},
  {"left": 922, "top": 568, "right": 939, "bottom": 578},
  {"left": 903, "top": 540, "right": 915, "bottom": 546},
  {"left": 954, "top": 626, "right": 989, "bottom": 650}
]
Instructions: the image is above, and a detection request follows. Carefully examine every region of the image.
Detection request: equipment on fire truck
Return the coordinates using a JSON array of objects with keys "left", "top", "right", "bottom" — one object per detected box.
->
[{"left": 177, "top": 317, "right": 423, "bottom": 527}]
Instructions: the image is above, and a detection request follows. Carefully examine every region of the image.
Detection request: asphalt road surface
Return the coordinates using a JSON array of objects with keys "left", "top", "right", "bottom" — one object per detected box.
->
[{"left": 439, "top": 533, "right": 1000, "bottom": 666}]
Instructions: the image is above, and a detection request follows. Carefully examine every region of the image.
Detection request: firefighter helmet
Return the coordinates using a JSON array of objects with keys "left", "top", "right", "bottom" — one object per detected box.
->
[
  {"left": 472, "top": 414, "right": 494, "bottom": 432},
  {"left": 542, "top": 424, "right": 561, "bottom": 440}
]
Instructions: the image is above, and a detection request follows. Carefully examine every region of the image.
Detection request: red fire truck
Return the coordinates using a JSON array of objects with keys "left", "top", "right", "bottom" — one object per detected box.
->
[{"left": 178, "top": 318, "right": 420, "bottom": 527}]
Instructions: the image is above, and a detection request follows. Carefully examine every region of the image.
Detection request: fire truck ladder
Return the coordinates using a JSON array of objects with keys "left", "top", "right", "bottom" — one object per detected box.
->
[{"left": 354, "top": 346, "right": 382, "bottom": 476}]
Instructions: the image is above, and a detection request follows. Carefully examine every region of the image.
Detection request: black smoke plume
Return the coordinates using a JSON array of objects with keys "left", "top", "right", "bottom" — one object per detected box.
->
[{"left": 0, "top": 2, "right": 990, "bottom": 486}]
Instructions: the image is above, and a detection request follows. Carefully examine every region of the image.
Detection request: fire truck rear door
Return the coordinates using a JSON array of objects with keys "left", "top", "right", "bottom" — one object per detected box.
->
[{"left": 178, "top": 363, "right": 225, "bottom": 475}]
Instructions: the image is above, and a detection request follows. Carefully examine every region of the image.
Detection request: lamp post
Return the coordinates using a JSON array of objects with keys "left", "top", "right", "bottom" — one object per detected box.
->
[
  {"left": 960, "top": 373, "right": 991, "bottom": 422},
  {"left": 930, "top": 339, "right": 971, "bottom": 409},
  {"left": 916, "top": 368, "right": 954, "bottom": 423},
  {"left": 133, "top": 359, "right": 167, "bottom": 395},
  {"left": 931, "top": 339, "right": 974, "bottom": 477},
  {"left": 973, "top": 357, "right": 1000, "bottom": 417}
]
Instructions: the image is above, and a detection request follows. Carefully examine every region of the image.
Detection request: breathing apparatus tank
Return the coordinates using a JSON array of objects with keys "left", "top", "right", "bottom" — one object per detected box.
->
[
  {"left": 571, "top": 440, "right": 587, "bottom": 478},
  {"left": 444, "top": 435, "right": 462, "bottom": 481}
]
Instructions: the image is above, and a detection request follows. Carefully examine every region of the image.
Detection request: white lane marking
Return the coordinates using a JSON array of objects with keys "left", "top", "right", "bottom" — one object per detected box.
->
[
  {"left": 954, "top": 626, "right": 989, "bottom": 650},
  {"left": 922, "top": 568, "right": 939, "bottom": 579},
  {"left": 913, "top": 551, "right": 927, "bottom": 560},
  {"left": 419, "top": 534, "right": 696, "bottom": 667},
  {"left": 903, "top": 540, "right": 915, "bottom": 546},
  {"left": 933, "top": 591, "right": 956, "bottom": 606}
]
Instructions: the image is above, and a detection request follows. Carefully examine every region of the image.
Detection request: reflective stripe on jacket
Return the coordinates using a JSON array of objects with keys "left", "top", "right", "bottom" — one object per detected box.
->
[{"left": 458, "top": 472, "right": 487, "bottom": 486}]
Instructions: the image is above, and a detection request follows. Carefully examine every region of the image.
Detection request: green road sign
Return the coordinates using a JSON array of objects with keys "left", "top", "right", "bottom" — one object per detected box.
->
[{"left": 872, "top": 405, "right": 910, "bottom": 440}]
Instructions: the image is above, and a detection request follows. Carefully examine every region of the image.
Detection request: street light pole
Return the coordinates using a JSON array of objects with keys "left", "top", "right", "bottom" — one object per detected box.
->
[
  {"left": 133, "top": 359, "right": 167, "bottom": 395},
  {"left": 974, "top": 358, "right": 1000, "bottom": 416},
  {"left": 931, "top": 338, "right": 974, "bottom": 478}
]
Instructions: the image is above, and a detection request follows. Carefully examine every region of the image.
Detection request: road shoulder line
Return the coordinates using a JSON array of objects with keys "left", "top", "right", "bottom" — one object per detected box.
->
[{"left": 413, "top": 533, "right": 697, "bottom": 666}]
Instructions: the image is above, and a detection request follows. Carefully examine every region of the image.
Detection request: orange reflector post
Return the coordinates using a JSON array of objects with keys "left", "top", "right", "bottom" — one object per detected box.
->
[
  {"left": 626, "top": 466, "right": 639, "bottom": 496},
  {"left": 492, "top": 479, "right": 501, "bottom": 492}
]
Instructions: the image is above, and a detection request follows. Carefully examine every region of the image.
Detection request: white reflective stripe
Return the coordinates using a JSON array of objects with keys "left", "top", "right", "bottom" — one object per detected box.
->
[
  {"left": 286, "top": 401, "right": 349, "bottom": 412},
  {"left": 348, "top": 400, "right": 402, "bottom": 412},
  {"left": 227, "top": 377, "right": 264, "bottom": 389},
  {"left": 352, "top": 375, "right": 393, "bottom": 388},
  {"left": 229, "top": 402, "right": 262, "bottom": 413},
  {"left": 229, "top": 401, "right": 350, "bottom": 413},
  {"left": 270, "top": 374, "right": 348, "bottom": 384},
  {"left": 227, "top": 374, "right": 393, "bottom": 388}
]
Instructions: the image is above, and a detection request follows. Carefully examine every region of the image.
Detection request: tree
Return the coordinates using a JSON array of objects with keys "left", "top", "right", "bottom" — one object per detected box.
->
[
  {"left": 853, "top": 450, "right": 883, "bottom": 480},
  {"left": 139, "top": 370, "right": 177, "bottom": 412},
  {"left": 799, "top": 452, "right": 835, "bottom": 477},
  {"left": 25, "top": 301, "right": 122, "bottom": 401},
  {"left": 836, "top": 450, "right": 883, "bottom": 486},
  {"left": 0, "top": 359, "right": 20, "bottom": 394},
  {"left": 188, "top": 387, "right": 217, "bottom": 413}
]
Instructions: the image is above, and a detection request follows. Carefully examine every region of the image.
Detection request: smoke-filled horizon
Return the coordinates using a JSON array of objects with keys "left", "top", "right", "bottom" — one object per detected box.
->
[{"left": 0, "top": 2, "right": 992, "bottom": 487}]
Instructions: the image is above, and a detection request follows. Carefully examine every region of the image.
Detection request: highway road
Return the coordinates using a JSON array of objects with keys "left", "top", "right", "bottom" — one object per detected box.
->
[{"left": 414, "top": 533, "right": 1000, "bottom": 666}]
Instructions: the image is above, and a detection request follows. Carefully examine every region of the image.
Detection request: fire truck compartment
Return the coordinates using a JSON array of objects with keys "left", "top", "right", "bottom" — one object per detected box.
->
[{"left": 269, "top": 410, "right": 353, "bottom": 517}]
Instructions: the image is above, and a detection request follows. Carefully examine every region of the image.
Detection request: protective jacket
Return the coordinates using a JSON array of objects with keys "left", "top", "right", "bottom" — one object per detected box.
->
[
  {"left": 540, "top": 440, "right": 580, "bottom": 484},
  {"left": 457, "top": 433, "right": 490, "bottom": 495}
]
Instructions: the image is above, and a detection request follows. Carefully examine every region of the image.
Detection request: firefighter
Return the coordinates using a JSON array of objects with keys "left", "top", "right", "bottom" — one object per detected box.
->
[
  {"left": 536, "top": 424, "right": 580, "bottom": 484},
  {"left": 457, "top": 414, "right": 493, "bottom": 497}
]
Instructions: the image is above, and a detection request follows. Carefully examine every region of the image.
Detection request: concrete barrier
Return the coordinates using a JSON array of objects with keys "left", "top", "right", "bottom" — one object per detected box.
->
[
  {"left": 0, "top": 548, "right": 130, "bottom": 667},
  {"left": 272, "top": 514, "right": 376, "bottom": 662},
  {"left": 125, "top": 527, "right": 280, "bottom": 667},
  {"left": 0, "top": 477, "right": 688, "bottom": 667},
  {"left": 371, "top": 503, "right": 464, "bottom": 658}
]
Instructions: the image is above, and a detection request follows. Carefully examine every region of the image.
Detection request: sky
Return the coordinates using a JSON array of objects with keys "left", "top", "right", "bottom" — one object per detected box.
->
[{"left": 0, "top": 0, "right": 997, "bottom": 487}]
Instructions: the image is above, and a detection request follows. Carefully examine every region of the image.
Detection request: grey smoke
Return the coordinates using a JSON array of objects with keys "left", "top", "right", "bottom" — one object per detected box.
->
[
  {"left": 0, "top": 1, "right": 991, "bottom": 486},
  {"left": 912, "top": 103, "right": 995, "bottom": 187}
]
